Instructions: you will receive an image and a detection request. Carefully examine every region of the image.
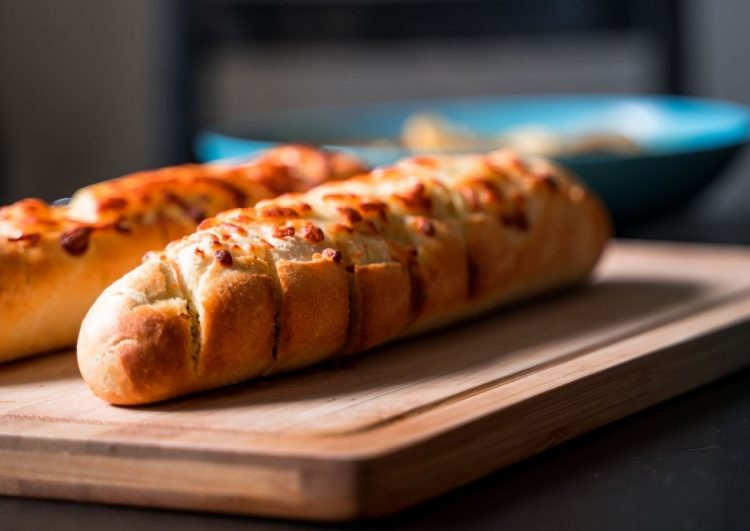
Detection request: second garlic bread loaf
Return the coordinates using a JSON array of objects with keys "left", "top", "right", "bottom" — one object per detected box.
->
[{"left": 0, "top": 146, "right": 364, "bottom": 362}]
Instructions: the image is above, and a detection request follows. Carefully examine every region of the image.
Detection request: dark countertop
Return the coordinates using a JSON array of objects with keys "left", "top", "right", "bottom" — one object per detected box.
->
[{"left": 3, "top": 155, "right": 750, "bottom": 531}]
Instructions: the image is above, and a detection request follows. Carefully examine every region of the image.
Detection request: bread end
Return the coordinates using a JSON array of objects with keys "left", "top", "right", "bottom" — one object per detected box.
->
[{"left": 77, "top": 261, "right": 197, "bottom": 405}]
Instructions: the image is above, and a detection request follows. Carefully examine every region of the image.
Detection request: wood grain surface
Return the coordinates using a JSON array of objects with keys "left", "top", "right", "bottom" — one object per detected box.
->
[{"left": 1, "top": 241, "right": 750, "bottom": 520}]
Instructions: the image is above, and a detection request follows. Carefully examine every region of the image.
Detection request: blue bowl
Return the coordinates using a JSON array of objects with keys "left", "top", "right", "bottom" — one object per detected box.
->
[{"left": 195, "top": 95, "right": 750, "bottom": 229}]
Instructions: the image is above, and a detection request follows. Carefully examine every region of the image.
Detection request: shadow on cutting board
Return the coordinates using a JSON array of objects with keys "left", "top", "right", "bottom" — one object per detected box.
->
[
  {"left": 0, "top": 349, "right": 79, "bottom": 386},
  {"left": 141, "top": 278, "right": 707, "bottom": 413},
  {"left": 0, "top": 279, "right": 706, "bottom": 401}
]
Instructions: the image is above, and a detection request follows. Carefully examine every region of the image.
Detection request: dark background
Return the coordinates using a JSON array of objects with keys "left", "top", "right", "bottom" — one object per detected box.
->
[{"left": 0, "top": 1, "right": 749, "bottom": 529}]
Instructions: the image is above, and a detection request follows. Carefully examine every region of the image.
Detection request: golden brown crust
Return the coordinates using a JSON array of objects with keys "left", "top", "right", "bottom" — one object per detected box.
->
[
  {"left": 347, "top": 262, "right": 411, "bottom": 353},
  {"left": 0, "top": 224, "right": 168, "bottom": 361},
  {"left": 273, "top": 257, "right": 350, "bottom": 371},
  {"left": 78, "top": 149, "right": 611, "bottom": 405},
  {"left": 193, "top": 269, "right": 277, "bottom": 390},
  {"left": 405, "top": 217, "right": 469, "bottom": 328},
  {"left": 1, "top": 146, "right": 365, "bottom": 362}
]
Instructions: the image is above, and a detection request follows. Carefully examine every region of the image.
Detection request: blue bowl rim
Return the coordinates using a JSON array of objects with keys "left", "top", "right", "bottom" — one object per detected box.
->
[{"left": 195, "top": 93, "right": 750, "bottom": 162}]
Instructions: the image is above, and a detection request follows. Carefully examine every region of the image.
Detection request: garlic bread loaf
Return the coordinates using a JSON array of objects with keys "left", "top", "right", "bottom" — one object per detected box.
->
[
  {"left": 0, "top": 146, "right": 364, "bottom": 362},
  {"left": 78, "top": 150, "right": 610, "bottom": 404}
]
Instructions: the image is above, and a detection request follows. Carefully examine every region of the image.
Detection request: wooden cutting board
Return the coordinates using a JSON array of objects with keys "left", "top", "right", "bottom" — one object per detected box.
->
[{"left": 2, "top": 241, "right": 750, "bottom": 521}]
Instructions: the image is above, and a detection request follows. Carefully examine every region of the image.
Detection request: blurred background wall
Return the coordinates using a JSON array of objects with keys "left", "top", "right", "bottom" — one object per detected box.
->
[
  {"left": 0, "top": 1, "right": 171, "bottom": 202},
  {"left": 0, "top": 0, "right": 748, "bottom": 236}
]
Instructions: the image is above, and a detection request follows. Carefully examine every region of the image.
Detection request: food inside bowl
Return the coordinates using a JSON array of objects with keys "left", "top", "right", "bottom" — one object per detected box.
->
[{"left": 399, "top": 112, "right": 641, "bottom": 157}]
